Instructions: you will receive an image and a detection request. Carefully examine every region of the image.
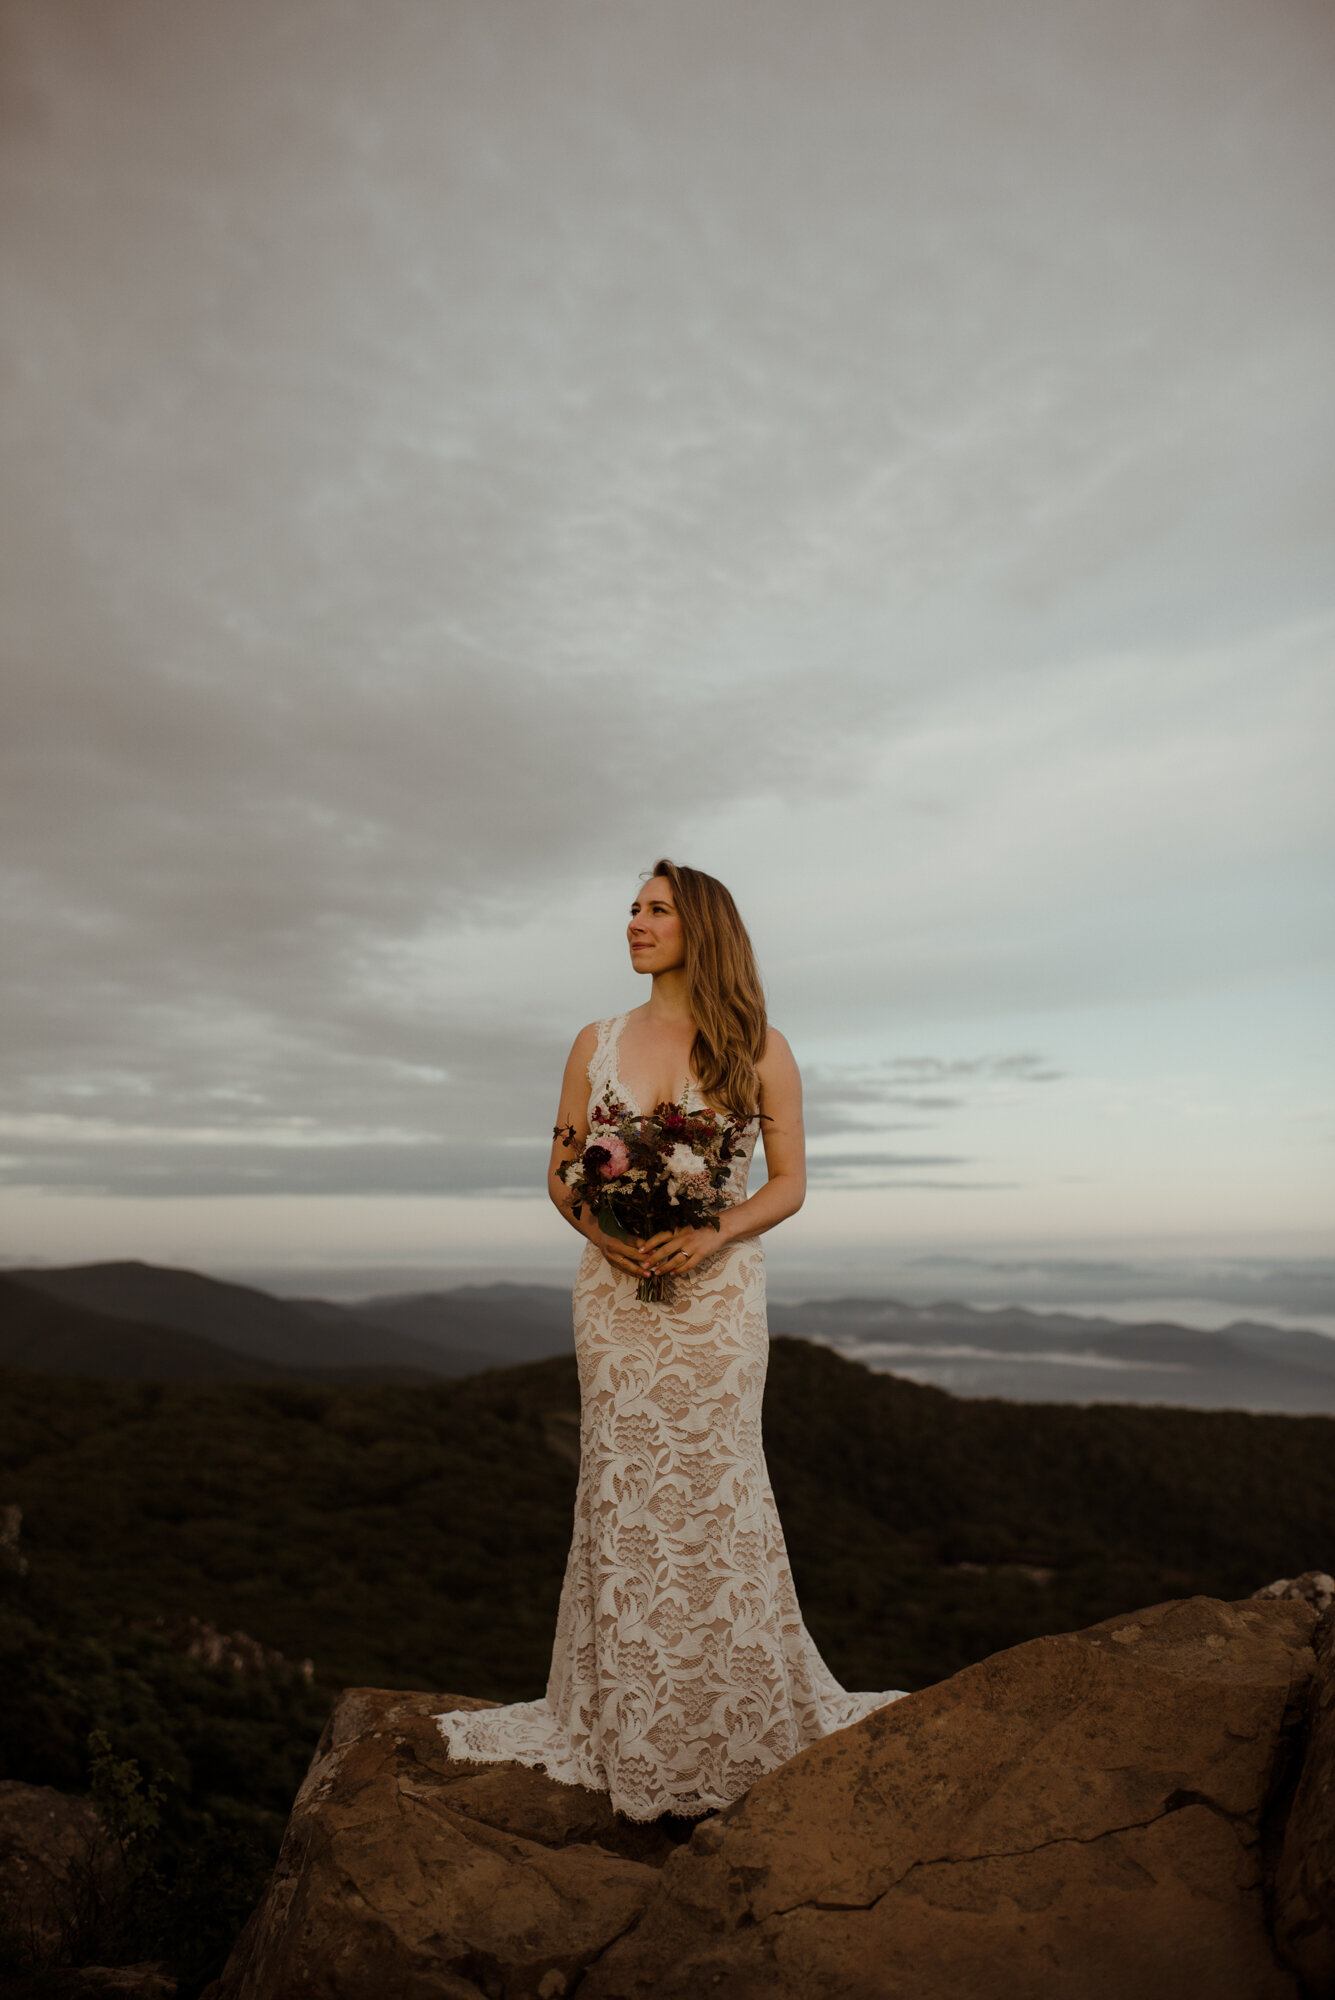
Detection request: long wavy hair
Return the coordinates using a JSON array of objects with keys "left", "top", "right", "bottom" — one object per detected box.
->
[{"left": 647, "top": 859, "right": 767, "bottom": 1118}]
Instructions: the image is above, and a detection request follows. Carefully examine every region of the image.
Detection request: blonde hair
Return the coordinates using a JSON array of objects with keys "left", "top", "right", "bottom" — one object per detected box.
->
[{"left": 648, "top": 859, "right": 767, "bottom": 1118}]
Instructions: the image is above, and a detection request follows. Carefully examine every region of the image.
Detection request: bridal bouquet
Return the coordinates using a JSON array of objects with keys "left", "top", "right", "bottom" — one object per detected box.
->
[{"left": 555, "top": 1088, "right": 754, "bottom": 1302}]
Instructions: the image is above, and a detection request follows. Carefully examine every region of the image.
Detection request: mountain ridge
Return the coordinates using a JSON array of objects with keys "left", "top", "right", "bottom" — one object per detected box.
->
[
  {"left": 5, "top": 1260, "right": 1334, "bottom": 1409},
  {"left": 0, "top": 1275, "right": 295, "bottom": 1382},
  {"left": 7, "top": 1260, "right": 459, "bottom": 1380},
  {"left": 767, "top": 1292, "right": 1335, "bottom": 1412}
]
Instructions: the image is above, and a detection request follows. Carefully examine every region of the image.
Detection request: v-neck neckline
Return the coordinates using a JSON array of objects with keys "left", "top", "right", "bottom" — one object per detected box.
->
[{"left": 609, "top": 1011, "right": 700, "bottom": 1117}]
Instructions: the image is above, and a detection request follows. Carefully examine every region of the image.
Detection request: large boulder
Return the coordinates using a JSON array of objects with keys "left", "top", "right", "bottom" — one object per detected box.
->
[
  {"left": 205, "top": 1690, "right": 679, "bottom": 2000},
  {"left": 0, "top": 1778, "right": 109, "bottom": 1955},
  {"left": 0, "top": 1782, "right": 177, "bottom": 1997},
  {"left": 210, "top": 1597, "right": 1327, "bottom": 2000},
  {"left": 1274, "top": 1606, "right": 1335, "bottom": 1992},
  {"left": 584, "top": 1595, "right": 1316, "bottom": 2000}
]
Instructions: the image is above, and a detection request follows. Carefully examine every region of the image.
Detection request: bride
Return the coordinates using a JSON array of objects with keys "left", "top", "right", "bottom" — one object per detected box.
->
[{"left": 437, "top": 859, "right": 904, "bottom": 1821}]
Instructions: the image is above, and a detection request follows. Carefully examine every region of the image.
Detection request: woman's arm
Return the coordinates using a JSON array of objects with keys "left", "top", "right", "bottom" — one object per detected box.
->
[
  {"left": 547, "top": 1025, "right": 646, "bottom": 1281},
  {"left": 641, "top": 1028, "right": 807, "bottom": 1277}
]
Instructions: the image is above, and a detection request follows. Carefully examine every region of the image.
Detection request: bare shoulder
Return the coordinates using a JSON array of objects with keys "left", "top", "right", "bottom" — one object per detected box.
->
[
  {"left": 568, "top": 1021, "right": 601, "bottom": 1063},
  {"left": 556, "top": 1023, "right": 602, "bottom": 1130}
]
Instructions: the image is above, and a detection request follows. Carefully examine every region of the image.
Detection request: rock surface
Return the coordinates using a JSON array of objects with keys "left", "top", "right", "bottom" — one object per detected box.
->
[
  {"left": 205, "top": 1691, "right": 680, "bottom": 2000},
  {"left": 210, "top": 1597, "right": 1330, "bottom": 2000},
  {"left": 0, "top": 1779, "right": 107, "bottom": 1954},
  {"left": 584, "top": 1595, "right": 1317, "bottom": 2000},
  {"left": 0, "top": 1783, "right": 176, "bottom": 1996},
  {"left": 0, "top": 1969, "right": 177, "bottom": 1999},
  {"left": 65, "top": 1969, "right": 177, "bottom": 1998},
  {"left": 1275, "top": 1605, "right": 1335, "bottom": 1993},
  {"left": 1255, "top": 1571, "right": 1335, "bottom": 1617}
]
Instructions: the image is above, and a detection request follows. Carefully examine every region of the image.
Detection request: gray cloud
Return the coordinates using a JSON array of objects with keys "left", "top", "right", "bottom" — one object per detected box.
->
[
  {"left": 801, "top": 1057, "right": 1060, "bottom": 1138},
  {"left": 806, "top": 1152, "right": 972, "bottom": 1172},
  {"left": 0, "top": 0, "right": 1330, "bottom": 1245},
  {"left": 897, "top": 1255, "right": 1335, "bottom": 1320},
  {"left": 884, "top": 1057, "right": 1063, "bottom": 1083},
  {"left": 807, "top": 1175, "right": 1019, "bottom": 1192},
  {"left": 0, "top": 1134, "right": 548, "bottom": 1200},
  {"left": 802, "top": 1149, "right": 1011, "bottom": 1189}
]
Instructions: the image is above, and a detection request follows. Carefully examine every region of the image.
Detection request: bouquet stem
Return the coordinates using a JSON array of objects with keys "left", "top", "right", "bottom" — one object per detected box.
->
[{"left": 636, "top": 1272, "right": 670, "bottom": 1304}]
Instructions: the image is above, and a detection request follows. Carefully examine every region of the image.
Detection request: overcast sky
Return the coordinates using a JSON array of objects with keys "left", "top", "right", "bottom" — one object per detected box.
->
[{"left": 2, "top": 0, "right": 1332, "bottom": 1310}]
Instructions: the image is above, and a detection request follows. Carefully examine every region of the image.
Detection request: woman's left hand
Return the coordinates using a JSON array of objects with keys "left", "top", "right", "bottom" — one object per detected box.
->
[{"left": 639, "top": 1225, "right": 719, "bottom": 1277}]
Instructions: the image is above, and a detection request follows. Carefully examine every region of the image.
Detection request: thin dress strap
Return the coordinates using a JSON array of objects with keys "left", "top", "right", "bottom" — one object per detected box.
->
[{"left": 587, "top": 1013, "right": 629, "bottom": 1106}]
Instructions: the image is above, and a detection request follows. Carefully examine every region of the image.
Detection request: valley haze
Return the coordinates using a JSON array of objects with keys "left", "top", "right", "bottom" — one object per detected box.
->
[{"left": 5, "top": 1258, "right": 1335, "bottom": 1416}]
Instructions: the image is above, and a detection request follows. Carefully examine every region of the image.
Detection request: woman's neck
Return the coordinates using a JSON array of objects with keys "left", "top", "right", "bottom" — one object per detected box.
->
[{"left": 644, "top": 967, "right": 693, "bottom": 1024}]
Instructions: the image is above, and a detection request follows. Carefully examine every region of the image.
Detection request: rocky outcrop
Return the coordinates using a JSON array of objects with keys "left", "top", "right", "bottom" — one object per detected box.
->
[
  {"left": 583, "top": 1595, "right": 1317, "bottom": 2000},
  {"left": 1275, "top": 1606, "right": 1335, "bottom": 1993},
  {"left": 0, "top": 1503, "right": 29, "bottom": 1576},
  {"left": 149, "top": 1614, "right": 315, "bottom": 1681},
  {"left": 209, "top": 1596, "right": 1331, "bottom": 2000},
  {"left": 1255, "top": 1571, "right": 1335, "bottom": 1617},
  {"left": 0, "top": 1779, "right": 108, "bottom": 1955},
  {"left": 0, "top": 1780, "right": 177, "bottom": 1997},
  {"left": 205, "top": 1691, "right": 682, "bottom": 2000},
  {"left": 29, "top": 1969, "right": 178, "bottom": 1998}
]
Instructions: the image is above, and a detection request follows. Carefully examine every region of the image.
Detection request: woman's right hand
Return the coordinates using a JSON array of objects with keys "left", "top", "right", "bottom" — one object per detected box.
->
[{"left": 592, "top": 1225, "right": 646, "bottom": 1280}]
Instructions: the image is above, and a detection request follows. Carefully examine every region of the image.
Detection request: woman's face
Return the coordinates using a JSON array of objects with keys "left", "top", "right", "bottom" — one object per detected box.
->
[{"left": 628, "top": 877, "right": 685, "bottom": 975}]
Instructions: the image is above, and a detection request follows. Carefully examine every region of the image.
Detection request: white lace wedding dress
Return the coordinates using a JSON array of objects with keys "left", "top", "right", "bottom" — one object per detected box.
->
[{"left": 436, "top": 1013, "right": 906, "bottom": 1821}]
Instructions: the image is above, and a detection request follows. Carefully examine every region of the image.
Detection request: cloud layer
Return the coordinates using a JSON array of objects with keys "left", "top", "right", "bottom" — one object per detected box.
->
[{"left": 1, "top": 0, "right": 1332, "bottom": 1265}]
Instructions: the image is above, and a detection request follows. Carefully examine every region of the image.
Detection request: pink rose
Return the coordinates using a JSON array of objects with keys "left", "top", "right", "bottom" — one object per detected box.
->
[{"left": 589, "top": 1132, "right": 630, "bottom": 1178}]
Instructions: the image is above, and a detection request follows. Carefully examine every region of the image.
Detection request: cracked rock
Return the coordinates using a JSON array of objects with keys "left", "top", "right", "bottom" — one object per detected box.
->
[
  {"left": 206, "top": 1599, "right": 1327, "bottom": 2000},
  {"left": 581, "top": 1596, "right": 1316, "bottom": 1999},
  {"left": 1274, "top": 1605, "right": 1335, "bottom": 1993},
  {"left": 201, "top": 1691, "right": 672, "bottom": 2000}
]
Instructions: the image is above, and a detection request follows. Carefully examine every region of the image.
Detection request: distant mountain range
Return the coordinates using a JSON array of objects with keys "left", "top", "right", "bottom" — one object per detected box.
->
[
  {"left": 1, "top": 1261, "right": 573, "bottom": 1383},
  {"left": 0, "top": 1275, "right": 298, "bottom": 1382},
  {"left": 3, "top": 1260, "right": 1334, "bottom": 1413},
  {"left": 768, "top": 1296, "right": 1335, "bottom": 1415}
]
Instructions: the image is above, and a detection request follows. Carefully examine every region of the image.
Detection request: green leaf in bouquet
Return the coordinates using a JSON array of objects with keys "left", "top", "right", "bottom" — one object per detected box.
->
[{"left": 596, "top": 1199, "right": 636, "bottom": 1244}]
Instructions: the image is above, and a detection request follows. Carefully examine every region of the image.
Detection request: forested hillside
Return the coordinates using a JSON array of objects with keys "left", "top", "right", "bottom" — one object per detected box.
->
[
  {"left": 1, "top": 1338, "right": 1331, "bottom": 1991},
  {"left": 4, "top": 1337, "right": 1332, "bottom": 1703}
]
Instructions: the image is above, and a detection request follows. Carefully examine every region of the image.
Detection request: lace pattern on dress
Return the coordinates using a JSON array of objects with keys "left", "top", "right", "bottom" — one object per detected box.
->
[
  {"left": 436, "top": 1013, "right": 904, "bottom": 1820},
  {"left": 587, "top": 1011, "right": 626, "bottom": 1108}
]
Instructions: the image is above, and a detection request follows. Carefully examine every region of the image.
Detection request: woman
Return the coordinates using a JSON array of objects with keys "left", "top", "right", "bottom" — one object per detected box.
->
[{"left": 437, "top": 860, "right": 904, "bottom": 1821}]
